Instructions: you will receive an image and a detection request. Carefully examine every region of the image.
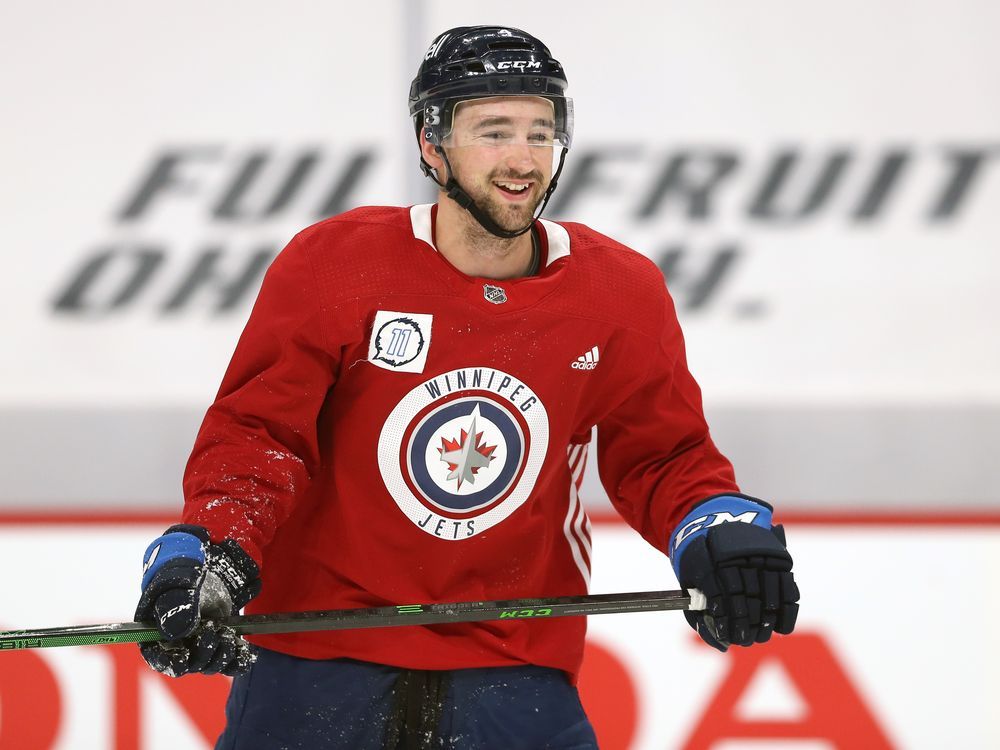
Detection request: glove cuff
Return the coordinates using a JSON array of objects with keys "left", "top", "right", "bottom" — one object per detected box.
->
[
  {"left": 142, "top": 524, "right": 261, "bottom": 610},
  {"left": 164, "top": 523, "right": 212, "bottom": 543},
  {"left": 669, "top": 494, "right": 773, "bottom": 579},
  {"left": 141, "top": 527, "right": 207, "bottom": 590}
]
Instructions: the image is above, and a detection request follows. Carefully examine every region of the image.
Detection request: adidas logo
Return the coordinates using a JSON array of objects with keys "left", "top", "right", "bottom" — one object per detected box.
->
[{"left": 571, "top": 346, "right": 600, "bottom": 370}]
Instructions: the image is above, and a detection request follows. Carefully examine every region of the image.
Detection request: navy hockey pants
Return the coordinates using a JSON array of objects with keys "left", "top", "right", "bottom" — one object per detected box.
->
[{"left": 214, "top": 647, "right": 599, "bottom": 749}]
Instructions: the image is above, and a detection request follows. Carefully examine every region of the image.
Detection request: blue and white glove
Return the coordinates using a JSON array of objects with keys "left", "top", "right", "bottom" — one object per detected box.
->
[
  {"left": 135, "top": 524, "right": 261, "bottom": 676},
  {"left": 670, "top": 494, "right": 799, "bottom": 652}
]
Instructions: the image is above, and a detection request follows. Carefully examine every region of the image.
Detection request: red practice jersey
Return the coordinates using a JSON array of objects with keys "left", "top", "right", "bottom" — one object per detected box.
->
[{"left": 182, "top": 204, "right": 738, "bottom": 681}]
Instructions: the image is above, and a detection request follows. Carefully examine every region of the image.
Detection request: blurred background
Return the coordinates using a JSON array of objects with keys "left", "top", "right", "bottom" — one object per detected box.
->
[{"left": 1, "top": 0, "right": 998, "bottom": 747}]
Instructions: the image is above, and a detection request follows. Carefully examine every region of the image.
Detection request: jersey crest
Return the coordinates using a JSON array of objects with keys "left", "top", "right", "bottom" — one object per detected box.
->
[{"left": 377, "top": 367, "right": 549, "bottom": 540}]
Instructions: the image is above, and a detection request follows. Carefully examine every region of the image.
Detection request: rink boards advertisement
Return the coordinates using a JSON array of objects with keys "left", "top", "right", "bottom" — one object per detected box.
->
[
  {"left": 1, "top": 518, "right": 997, "bottom": 750},
  {"left": 2, "top": 0, "right": 999, "bottom": 513},
  {"left": 2, "top": 0, "right": 998, "bottom": 408}
]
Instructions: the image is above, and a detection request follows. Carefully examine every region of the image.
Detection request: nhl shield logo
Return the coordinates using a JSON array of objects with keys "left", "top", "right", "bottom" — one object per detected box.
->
[
  {"left": 483, "top": 284, "right": 507, "bottom": 305},
  {"left": 378, "top": 367, "right": 549, "bottom": 540}
]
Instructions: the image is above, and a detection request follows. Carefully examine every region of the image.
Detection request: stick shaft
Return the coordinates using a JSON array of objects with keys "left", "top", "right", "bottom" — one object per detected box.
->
[{"left": 0, "top": 589, "right": 699, "bottom": 651}]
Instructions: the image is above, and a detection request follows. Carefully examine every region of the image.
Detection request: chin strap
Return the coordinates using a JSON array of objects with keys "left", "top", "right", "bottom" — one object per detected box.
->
[{"left": 419, "top": 147, "right": 569, "bottom": 239}]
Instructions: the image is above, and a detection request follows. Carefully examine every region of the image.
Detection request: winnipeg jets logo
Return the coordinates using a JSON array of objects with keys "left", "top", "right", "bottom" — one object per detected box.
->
[
  {"left": 438, "top": 404, "right": 497, "bottom": 489},
  {"left": 378, "top": 367, "right": 549, "bottom": 540}
]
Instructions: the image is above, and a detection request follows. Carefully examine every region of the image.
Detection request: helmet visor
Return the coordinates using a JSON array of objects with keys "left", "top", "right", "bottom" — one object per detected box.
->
[{"left": 430, "top": 96, "right": 573, "bottom": 150}]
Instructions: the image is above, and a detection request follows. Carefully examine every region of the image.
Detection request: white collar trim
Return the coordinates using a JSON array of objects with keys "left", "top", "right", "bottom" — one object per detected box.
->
[
  {"left": 410, "top": 203, "right": 436, "bottom": 251},
  {"left": 538, "top": 218, "right": 571, "bottom": 266}
]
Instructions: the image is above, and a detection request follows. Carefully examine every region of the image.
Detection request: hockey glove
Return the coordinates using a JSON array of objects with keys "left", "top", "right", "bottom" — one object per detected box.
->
[
  {"left": 670, "top": 494, "right": 799, "bottom": 652},
  {"left": 135, "top": 524, "right": 261, "bottom": 676}
]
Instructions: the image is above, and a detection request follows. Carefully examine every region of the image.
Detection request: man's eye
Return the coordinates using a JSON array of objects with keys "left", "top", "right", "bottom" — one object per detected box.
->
[
  {"left": 529, "top": 133, "right": 555, "bottom": 144},
  {"left": 480, "top": 131, "right": 510, "bottom": 141}
]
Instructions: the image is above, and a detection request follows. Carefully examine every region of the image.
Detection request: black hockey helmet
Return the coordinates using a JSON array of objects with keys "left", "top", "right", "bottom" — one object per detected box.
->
[
  {"left": 409, "top": 25, "right": 572, "bottom": 147},
  {"left": 408, "top": 26, "right": 573, "bottom": 239}
]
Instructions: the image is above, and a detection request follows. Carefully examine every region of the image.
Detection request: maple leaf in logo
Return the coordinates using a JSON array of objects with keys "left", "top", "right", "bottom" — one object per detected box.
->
[{"left": 438, "top": 404, "right": 497, "bottom": 490}]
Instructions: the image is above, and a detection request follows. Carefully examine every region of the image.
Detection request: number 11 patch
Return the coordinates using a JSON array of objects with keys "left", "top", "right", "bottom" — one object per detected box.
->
[{"left": 367, "top": 310, "right": 433, "bottom": 373}]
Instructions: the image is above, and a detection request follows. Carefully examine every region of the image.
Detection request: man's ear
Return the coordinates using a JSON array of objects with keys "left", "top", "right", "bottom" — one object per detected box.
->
[{"left": 420, "top": 131, "right": 447, "bottom": 180}]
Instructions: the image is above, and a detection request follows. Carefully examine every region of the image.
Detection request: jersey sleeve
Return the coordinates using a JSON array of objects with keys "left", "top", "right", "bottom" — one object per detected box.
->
[
  {"left": 595, "top": 285, "right": 739, "bottom": 558},
  {"left": 181, "top": 233, "right": 339, "bottom": 567}
]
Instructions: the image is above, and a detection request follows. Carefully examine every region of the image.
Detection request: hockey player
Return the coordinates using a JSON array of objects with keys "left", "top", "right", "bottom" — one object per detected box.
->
[{"left": 135, "top": 25, "right": 799, "bottom": 749}]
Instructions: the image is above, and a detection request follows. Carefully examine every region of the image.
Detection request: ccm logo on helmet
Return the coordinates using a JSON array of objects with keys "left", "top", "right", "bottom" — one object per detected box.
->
[{"left": 497, "top": 60, "right": 542, "bottom": 71}]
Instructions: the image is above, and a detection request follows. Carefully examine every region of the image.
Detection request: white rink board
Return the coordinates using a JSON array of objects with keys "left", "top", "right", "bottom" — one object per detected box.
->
[
  {"left": 0, "top": 521, "right": 996, "bottom": 749},
  {"left": 2, "top": 1, "right": 999, "bottom": 513},
  {"left": 1, "top": 0, "right": 999, "bottom": 406}
]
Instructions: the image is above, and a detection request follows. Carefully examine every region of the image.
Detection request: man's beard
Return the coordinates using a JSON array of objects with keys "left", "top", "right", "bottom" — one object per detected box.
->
[{"left": 460, "top": 167, "right": 548, "bottom": 232}]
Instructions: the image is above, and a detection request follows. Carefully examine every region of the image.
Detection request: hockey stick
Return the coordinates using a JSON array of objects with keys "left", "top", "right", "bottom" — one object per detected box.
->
[{"left": 0, "top": 588, "right": 706, "bottom": 651}]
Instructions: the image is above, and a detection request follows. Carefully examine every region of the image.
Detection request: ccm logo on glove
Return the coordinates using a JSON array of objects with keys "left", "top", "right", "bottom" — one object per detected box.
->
[
  {"left": 160, "top": 602, "right": 194, "bottom": 624},
  {"left": 672, "top": 509, "right": 761, "bottom": 552}
]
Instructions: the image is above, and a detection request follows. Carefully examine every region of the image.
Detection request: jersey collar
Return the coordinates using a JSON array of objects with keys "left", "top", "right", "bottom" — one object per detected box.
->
[
  {"left": 409, "top": 203, "right": 571, "bottom": 313},
  {"left": 409, "top": 204, "right": 571, "bottom": 269}
]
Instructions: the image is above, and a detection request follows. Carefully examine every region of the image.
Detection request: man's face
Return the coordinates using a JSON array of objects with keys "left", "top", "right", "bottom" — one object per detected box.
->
[{"left": 438, "top": 96, "right": 558, "bottom": 231}]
